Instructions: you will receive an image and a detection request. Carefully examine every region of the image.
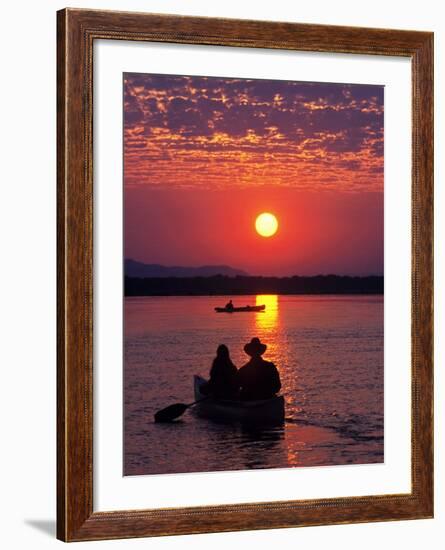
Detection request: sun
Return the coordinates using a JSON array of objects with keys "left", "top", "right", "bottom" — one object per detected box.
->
[{"left": 255, "top": 212, "right": 278, "bottom": 238}]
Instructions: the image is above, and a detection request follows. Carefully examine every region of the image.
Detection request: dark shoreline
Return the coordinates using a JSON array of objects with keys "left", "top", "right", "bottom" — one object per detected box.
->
[{"left": 125, "top": 275, "right": 384, "bottom": 296}]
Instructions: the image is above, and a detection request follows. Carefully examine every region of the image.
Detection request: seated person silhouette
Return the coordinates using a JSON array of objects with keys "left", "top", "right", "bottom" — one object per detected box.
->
[
  {"left": 238, "top": 337, "right": 281, "bottom": 401},
  {"left": 225, "top": 299, "right": 234, "bottom": 311},
  {"left": 202, "top": 344, "right": 239, "bottom": 399}
]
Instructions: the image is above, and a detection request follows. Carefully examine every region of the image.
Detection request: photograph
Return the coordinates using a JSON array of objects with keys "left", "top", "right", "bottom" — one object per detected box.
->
[
  {"left": 123, "top": 72, "right": 385, "bottom": 476},
  {"left": 52, "top": 5, "right": 434, "bottom": 542}
]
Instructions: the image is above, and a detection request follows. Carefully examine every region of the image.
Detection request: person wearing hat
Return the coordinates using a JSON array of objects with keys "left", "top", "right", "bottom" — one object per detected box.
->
[{"left": 237, "top": 337, "right": 281, "bottom": 401}]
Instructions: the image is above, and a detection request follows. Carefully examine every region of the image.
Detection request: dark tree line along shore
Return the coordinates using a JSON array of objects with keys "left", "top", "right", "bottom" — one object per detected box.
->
[{"left": 125, "top": 275, "right": 384, "bottom": 296}]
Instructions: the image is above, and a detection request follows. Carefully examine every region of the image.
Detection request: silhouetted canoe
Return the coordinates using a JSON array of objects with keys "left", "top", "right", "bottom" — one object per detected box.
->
[
  {"left": 214, "top": 304, "right": 265, "bottom": 313},
  {"left": 193, "top": 375, "right": 285, "bottom": 423}
]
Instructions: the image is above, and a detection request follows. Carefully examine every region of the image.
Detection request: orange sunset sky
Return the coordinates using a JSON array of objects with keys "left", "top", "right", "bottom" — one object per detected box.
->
[{"left": 124, "top": 73, "right": 384, "bottom": 276}]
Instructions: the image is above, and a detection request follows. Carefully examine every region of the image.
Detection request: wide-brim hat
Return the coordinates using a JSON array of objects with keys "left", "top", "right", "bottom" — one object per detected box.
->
[{"left": 244, "top": 337, "right": 267, "bottom": 356}]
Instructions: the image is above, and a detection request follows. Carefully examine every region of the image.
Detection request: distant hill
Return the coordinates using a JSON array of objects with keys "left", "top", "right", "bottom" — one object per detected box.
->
[{"left": 125, "top": 259, "right": 249, "bottom": 278}]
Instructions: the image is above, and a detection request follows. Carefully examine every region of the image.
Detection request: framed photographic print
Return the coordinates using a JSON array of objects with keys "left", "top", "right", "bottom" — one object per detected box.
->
[{"left": 57, "top": 8, "right": 433, "bottom": 542}]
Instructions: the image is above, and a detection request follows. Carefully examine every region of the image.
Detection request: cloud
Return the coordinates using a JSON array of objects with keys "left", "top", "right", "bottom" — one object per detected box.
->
[{"left": 124, "top": 73, "right": 384, "bottom": 192}]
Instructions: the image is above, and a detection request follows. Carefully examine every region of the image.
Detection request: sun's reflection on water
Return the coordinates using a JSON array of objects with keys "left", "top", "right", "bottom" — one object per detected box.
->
[
  {"left": 254, "top": 294, "right": 289, "bottom": 385},
  {"left": 255, "top": 294, "right": 278, "bottom": 331},
  {"left": 254, "top": 295, "right": 280, "bottom": 358}
]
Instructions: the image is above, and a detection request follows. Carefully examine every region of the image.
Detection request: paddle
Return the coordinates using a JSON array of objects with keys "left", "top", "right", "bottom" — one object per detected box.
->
[{"left": 154, "top": 397, "right": 209, "bottom": 423}]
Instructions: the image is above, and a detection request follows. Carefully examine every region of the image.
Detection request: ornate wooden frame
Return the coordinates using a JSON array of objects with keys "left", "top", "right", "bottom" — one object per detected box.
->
[{"left": 57, "top": 8, "right": 433, "bottom": 542}]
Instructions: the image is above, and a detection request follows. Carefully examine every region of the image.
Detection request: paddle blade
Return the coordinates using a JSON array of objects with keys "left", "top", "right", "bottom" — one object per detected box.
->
[{"left": 154, "top": 403, "right": 188, "bottom": 423}]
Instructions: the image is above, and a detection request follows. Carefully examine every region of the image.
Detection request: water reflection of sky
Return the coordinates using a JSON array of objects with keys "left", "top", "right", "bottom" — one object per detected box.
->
[{"left": 124, "top": 295, "right": 384, "bottom": 475}]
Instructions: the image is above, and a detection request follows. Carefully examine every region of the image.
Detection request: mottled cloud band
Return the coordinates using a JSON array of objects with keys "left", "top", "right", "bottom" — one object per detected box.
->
[{"left": 124, "top": 73, "right": 383, "bottom": 192}]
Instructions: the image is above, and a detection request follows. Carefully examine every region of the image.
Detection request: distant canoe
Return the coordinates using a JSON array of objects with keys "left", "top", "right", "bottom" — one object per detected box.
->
[
  {"left": 193, "top": 375, "right": 285, "bottom": 423},
  {"left": 214, "top": 304, "right": 265, "bottom": 313}
]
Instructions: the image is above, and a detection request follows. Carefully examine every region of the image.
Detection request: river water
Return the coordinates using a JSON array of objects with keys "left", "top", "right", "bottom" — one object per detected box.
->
[{"left": 124, "top": 294, "right": 383, "bottom": 476}]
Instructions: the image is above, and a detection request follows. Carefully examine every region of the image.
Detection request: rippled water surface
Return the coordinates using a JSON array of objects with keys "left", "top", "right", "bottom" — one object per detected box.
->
[{"left": 124, "top": 295, "right": 383, "bottom": 475}]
